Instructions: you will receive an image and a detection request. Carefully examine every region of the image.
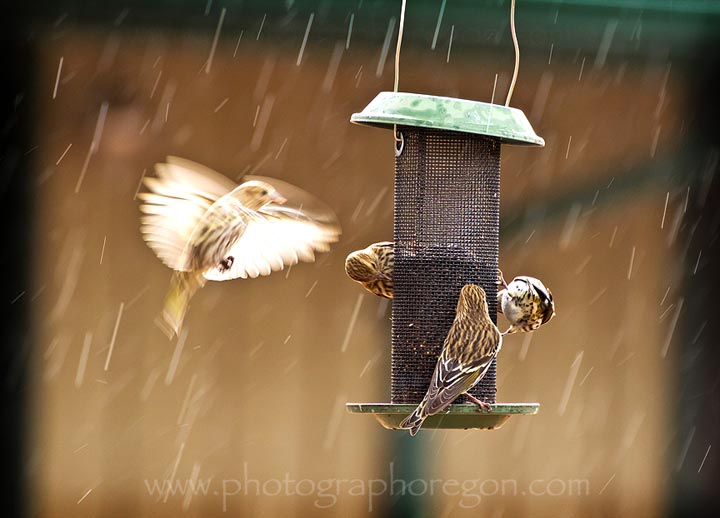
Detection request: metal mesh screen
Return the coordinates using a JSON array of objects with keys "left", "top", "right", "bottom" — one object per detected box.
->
[{"left": 392, "top": 126, "right": 500, "bottom": 404}]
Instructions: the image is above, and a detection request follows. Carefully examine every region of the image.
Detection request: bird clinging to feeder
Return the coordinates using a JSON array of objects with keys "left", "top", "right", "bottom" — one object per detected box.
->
[
  {"left": 138, "top": 157, "right": 341, "bottom": 337},
  {"left": 346, "top": 0, "right": 547, "bottom": 431},
  {"left": 345, "top": 241, "right": 395, "bottom": 299},
  {"left": 498, "top": 271, "right": 556, "bottom": 335}
]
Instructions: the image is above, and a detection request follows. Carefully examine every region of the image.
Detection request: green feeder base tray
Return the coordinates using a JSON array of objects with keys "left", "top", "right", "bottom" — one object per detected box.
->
[
  {"left": 346, "top": 403, "right": 539, "bottom": 431},
  {"left": 351, "top": 91, "right": 544, "bottom": 146}
]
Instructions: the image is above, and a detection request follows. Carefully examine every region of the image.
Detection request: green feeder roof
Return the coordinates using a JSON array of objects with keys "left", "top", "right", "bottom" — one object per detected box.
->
[{"left": 351, "top": 92, "right": 544, "bottom": 146}]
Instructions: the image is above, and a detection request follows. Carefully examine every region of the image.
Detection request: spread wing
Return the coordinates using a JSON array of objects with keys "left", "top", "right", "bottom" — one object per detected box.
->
[
  {"left": 203, "top": 204, "right": 341, "bottom": 281},
  {"left": 422, "top": 323, "right": 501, "bottom": 416},
  {"left": 138, "top": 157, "right": 237, "bottom": 271},
  {"left": 243, "top": 175, "right": 339, "bottom": 226}
]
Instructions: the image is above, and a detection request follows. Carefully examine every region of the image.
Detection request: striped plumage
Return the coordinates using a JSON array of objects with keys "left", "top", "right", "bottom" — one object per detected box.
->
[
  {"left": 138, "top": 157, "right": 341, "bottom": 337},
  {"left": 399, "top": 284, "right": 502, "bottom": 436},
  {"left": 344, "top": 241, "right": 394, "bottom": 299},
  {"left": 497, "top": 272, "right": 555, "bottom": 335}
]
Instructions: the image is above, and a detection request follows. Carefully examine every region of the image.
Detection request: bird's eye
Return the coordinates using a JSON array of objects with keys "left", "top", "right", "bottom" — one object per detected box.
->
[{"left": 261, "top": 189, "right": 268, "bottom": 196}]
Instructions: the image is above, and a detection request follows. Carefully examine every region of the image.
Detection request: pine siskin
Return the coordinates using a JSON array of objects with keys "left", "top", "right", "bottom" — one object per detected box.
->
[
  {"left": 497, "top": 270, "right": 555, "bottom": 335},
  {"left": 399, "top": 284, "right": 502, "bottom": 436},
  {"left": 138, "top": 156, "right": 341, "bottom": 337},
  {"left": 344, "top": 241, "right": 394, "bottom": 298}
]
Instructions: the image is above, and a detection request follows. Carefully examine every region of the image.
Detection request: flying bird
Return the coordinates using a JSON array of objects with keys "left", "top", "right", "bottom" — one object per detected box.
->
[
  {"left": 497, "top": 270, "right": 555, "bottom": 335},
  {"left": 399, "top": 284, "right": 502, "bottom": 436},
  {"left": 344, "top": 241, "right": 394, "bottom": 298},
  {"left": 138, "top": 156, "right": 341, "bottom": 337}
]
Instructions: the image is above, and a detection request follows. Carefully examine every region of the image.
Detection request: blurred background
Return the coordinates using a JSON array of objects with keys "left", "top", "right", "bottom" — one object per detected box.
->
[{"left": 3, "top": 0, "right": 720, "bottom": 516}]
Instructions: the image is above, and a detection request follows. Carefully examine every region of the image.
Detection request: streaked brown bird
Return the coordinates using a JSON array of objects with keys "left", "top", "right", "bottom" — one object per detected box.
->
[
  {"left": 344, "top": 241, "right": 394, "bottom": 299},
  {"left": 399, "top": 284, "right": 502, "bottom": 436},
  {"left": 497, "top": 270, "right": 555, "bottom": 335},
  {"left": 138, "top": 156, "right": 341, "bottom": 337}
]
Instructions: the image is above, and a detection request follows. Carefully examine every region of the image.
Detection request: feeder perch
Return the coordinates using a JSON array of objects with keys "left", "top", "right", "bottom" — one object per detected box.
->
[{"left": 346, "top": 92, "right": 543, "bottom": 430}]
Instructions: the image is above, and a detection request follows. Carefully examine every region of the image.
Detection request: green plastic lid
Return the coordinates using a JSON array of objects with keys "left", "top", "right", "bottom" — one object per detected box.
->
[{"left": 351, "top": 91, "right": 544, "bottom": 146}]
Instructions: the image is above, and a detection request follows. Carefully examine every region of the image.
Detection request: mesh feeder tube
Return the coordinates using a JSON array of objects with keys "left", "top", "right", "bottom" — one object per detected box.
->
[{"left": 346, "top": 92, "right": 544, "bottom": 430}]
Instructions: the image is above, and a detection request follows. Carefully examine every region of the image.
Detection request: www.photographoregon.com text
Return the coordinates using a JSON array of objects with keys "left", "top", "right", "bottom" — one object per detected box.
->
[{"left": 144, "top": 462, "right": 591, "bottom": 511}]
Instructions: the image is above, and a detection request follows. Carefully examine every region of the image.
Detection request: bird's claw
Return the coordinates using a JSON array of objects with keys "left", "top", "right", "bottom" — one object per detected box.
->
[
  {"left": 477, "top": 401, "right": 492, "bottom": 413},
  {"left": 463, "top": 393, "right": 492, "bottom": 413},
  {"left": 219, "top": 256, "right": 234, "bottom": 272},
  {"left": 497, "top": 269, "right": 509, "bottom": 289}
]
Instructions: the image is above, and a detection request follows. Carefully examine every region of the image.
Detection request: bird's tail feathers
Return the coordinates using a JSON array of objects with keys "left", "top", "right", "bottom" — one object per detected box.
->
[
  {"left": 399, "top": 402, "right": 428, "bottom": 436},
  {"left": 159, "top": 271, "right": 205, "bottom": 338}
]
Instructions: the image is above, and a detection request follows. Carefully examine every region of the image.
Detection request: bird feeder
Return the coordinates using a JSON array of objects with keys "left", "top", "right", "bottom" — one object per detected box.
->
[{"left": 346, "top": 92, "right": 544, "bottom": 430}]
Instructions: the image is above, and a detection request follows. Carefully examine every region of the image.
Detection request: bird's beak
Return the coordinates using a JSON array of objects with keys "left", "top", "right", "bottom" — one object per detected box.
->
[{"left": 271, "top": 192, "right": 287, "bottom": 204}]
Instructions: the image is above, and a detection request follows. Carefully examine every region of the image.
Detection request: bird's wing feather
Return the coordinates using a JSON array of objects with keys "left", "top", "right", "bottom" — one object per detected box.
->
[
  {"left": 243, "top": 175, "right": 339, "bottom": 225},
  {"left": 138, "top": 158, "right": 236, "bottom": 271},
  {"left": 163, "top": 156, "right": 238, "bottom": 197},
  {"left": 422, "top": 324, "right": 500, "bottom": 416},
  {"left": 203, "top": 205, "right": 341, "bottom": 281}
]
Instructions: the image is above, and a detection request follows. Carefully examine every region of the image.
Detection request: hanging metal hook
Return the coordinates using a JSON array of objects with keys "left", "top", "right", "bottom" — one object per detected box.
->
[{"left": 394, "top": 130, "right": 404, "bottom": 157}]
